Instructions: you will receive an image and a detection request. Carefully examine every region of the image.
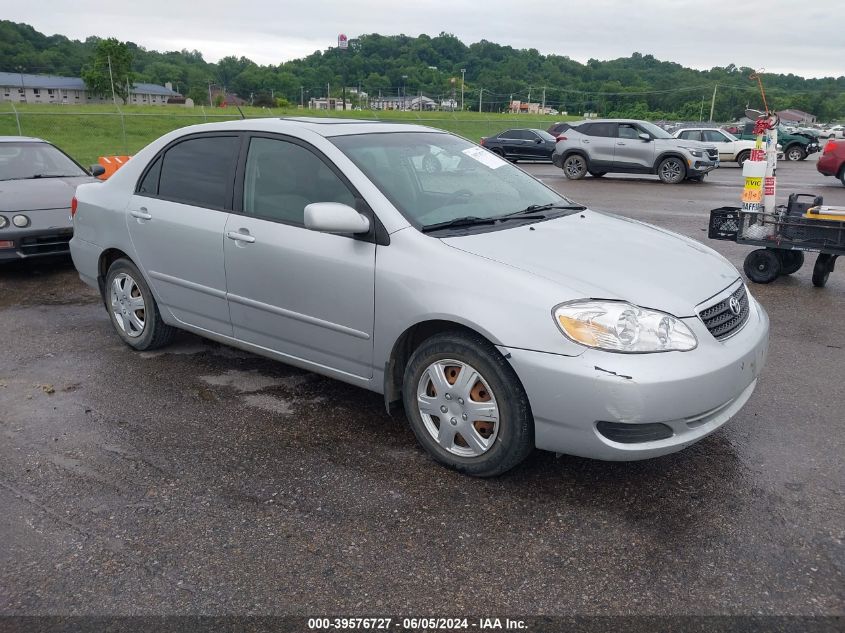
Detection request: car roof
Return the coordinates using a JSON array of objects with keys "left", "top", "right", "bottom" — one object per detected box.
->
[
  {"left": 165, "top": 117, "right": 449, "bottom": 138},
  {"left": 0, "top": 136, "right": 48, "bottom": 143}
]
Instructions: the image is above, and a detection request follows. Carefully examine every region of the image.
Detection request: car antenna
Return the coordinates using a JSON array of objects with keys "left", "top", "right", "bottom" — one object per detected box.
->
[{"left": 235, "top": 105, "right": 246, "bottom": 120}]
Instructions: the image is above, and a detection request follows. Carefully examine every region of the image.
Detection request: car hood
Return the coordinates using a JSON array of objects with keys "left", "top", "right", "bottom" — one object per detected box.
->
[
  {"left": 441, "top": 211, "right": 739, "bottom": 317},
  {"left": 0, "top": 176, "right": 96, "bottom": 212}
]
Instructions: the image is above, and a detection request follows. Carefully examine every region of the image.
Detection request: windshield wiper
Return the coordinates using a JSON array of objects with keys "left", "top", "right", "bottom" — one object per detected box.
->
[
  {"left": 508, "top": 202, "right": 586, "bottom": 215},
  {"left": 421, "top": 216, "right": 499, "bottom": 233},
  {"left": 1, "top": 174, "right": 76, "bottom": 181}
]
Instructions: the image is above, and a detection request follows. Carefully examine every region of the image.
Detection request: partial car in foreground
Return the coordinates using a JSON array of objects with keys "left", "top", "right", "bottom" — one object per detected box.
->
[
  {"left": 552, "top": 119, "right": 719, "bottom": 183},
  {"left": 479, "top": 128, "right": 557, "bottom": 162},
  {"left": 0, "top": 136, "right": 100, "bottom": 261},
  {"left": 817, "top": 139, "right": 845, "bottom": 186},
  {"left": 70, "top": 117, "right": 769, "bottom": 476}
]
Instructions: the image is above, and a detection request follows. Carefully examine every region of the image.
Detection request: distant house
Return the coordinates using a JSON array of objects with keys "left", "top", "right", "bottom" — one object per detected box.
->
[
  {"left": 0, "top": 72, "right": 180, "bottom": 105},
  {"left": 209, "top": 86, "right": 246, "bottom": 107},
  {"left": 778, "top": 108, "right": 816, "bottom": 124},
  {"left": 307, "top": 97, "right": 346, "bottom": 111}
]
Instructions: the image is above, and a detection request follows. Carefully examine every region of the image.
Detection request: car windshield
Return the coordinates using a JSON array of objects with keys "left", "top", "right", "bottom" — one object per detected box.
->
[
  {"left": 331, "top": 132, "right": 571, "bottom": 230},
  {"left": 638, "top": 122, "right": 673, "bottom": 139},
  {"left": 0, "top": 142, "right": 87, "bottom": 181}
]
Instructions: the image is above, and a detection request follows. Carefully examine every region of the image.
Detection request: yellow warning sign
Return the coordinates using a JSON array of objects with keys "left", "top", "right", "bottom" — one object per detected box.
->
[{"left": 744, "top": 177, "right": 763, "bottom": 188}]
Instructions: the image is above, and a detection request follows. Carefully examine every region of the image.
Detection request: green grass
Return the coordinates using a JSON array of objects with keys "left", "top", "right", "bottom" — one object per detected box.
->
[{"left": 0, "top": 103, "right": 577, "bottom": 166}]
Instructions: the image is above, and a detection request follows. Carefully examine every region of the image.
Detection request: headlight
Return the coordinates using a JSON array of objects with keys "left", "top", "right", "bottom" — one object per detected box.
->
[
  {"left": 0, "top": 215, "right": 8, "bottom": 229},
  {"left": 553, "top": 300, "right": 697, "bottom": 353},
  {"left": 12, "top": 214, "right": 29, "bottom": 228},
  {"left": 679, "top": 146, "right": 703, "bottom": 157}
]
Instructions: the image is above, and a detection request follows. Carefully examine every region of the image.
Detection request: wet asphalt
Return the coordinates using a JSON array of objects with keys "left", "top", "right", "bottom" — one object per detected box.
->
[{"left": 0, "top": 158, "right": 842, "bottom": 617}]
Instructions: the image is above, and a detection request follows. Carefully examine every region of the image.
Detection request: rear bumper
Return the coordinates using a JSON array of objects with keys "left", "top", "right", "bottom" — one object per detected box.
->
[
  {"left": 816, "top": 154, "right": 841, "bottom": 177},
  {"left": 500, "top": 294, "right": 769, "bottom": 461}
]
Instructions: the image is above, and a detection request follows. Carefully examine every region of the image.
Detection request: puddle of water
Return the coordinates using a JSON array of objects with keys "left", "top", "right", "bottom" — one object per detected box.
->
[{"left": 242, "top": 393, "right": 294, "bottom": 415}]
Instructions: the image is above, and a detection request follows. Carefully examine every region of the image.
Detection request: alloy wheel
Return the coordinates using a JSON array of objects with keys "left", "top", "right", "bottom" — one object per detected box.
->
[
  {"left": 416, "top": 359, "right": 499, "bottom": 457},
  {"left": 110, "top": 273, "right": 146, "bottom": 337},
  {"left": 660, "top": 159, "right": 684, "bottom": 183}
]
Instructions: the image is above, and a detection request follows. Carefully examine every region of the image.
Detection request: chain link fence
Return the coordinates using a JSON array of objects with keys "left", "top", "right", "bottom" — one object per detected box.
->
[{"left": 0, "top": 104, "right": 565, "bottom": 166}]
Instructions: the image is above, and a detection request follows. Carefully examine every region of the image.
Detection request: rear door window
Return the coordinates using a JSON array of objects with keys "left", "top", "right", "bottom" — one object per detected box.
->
[
  {"left": 579, "top": 122, "right": 616, "bottom": 137},
  {"left": 678, "top": 130, "right": 703, "bottom": 141},
  {"left": 157, "top": 135, "right": 240, "bottom": 209}
]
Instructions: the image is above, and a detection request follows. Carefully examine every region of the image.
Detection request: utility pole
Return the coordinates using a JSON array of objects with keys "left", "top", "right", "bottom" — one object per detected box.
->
[
  {"left": 542, "top": 87, "right": 546, "bottom": 112},
  {"left": 478, "top": 87, "right": 483, "bottom": 113},
  {"left": 699, "top": 94, "right": 705, "bottom": 122},
  {"left": 460, "top": 68, "right": 466, "bottom": 112},
  {"left": 208, "top": 81, "right": 213, "bottom": 107},
  {"left": 709, "top": 84, "right": 718, "bottom": 122},
  {"left": 107, "top": 54, "right": 118, "bottom": 105},
  {"left": 17, "top": 66, "right": 26, "bottom": 103},
  {"left": 300, "top": 86, "right": 304, "bottom": 108}
]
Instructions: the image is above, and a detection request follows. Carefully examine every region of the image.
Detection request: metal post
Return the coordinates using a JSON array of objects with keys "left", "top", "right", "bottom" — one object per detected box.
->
[
  {"left": 17, "top": 67, "right": 27, "bottom": 104},
  {"left": 107, "top": 55, "right": 118, "bottom": 105},
  {"left": 542, "top": 87, "right": 546, "bottom": 112},
  {"left": 478, "top": 87, "right": 483, "bottom": 113},
  {"left": 460, "top": 68, "right": 466, "bottom": 112},
  {"left": 300, "top": 86, "right": 304, "bottom": 108},
  {"left": 10, "top": 102, "right": 22, "bottom": 135},
  {"left": 709, "top": 84, "right": 718, "bottom": 122},
  {"left": 764, "top": 123, "right": 778, "bottom": 214}
]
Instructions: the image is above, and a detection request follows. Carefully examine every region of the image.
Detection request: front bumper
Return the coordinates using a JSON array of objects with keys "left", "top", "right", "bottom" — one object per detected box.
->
[
  {"left": 501, "top": 292, "right": 769, "bottom": 461},
  {"left": 688, "top": 159, "right": 718, "bottom": 175},
  {"left": 0, "top": 208, "right": 73, "bottom": 261}
]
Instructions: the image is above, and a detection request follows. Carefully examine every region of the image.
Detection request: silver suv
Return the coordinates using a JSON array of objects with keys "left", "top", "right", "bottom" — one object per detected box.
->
[{"left": 552, "top": 119, "right": 719, "bottom": 183}]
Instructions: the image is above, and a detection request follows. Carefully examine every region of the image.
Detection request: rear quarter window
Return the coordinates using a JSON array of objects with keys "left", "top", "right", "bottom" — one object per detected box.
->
[{"left": 156, "top": 135, "right": 240, "bottom": 209}]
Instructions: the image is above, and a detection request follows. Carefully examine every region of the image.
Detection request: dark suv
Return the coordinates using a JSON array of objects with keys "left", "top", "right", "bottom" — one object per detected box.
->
[{"left": 551, "top": 119, "right": 719, "bottom": 183}]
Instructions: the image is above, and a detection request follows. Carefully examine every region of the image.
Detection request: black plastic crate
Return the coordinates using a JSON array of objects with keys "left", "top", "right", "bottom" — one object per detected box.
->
[{"left": 708, "top": 206, "right": 742, "bottom": 241}]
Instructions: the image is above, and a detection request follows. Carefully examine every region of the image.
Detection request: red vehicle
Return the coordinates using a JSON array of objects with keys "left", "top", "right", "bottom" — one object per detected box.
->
[{"left": 817, "top": 140, "right": 845, "bottom": 186}]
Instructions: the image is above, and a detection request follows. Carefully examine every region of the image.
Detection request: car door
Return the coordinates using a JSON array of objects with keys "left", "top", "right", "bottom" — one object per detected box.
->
[
  {"left": 702, "top": 129, "right": 733, "bottom": 161},
  {"left": 578, "top": 122, "right": 617, "bottom": 169},
  {"left": 524, "top": 130, "right": 553, "bottom": 160},
  {"left": 223, "top": 135, "right": 376, "bottom": 379},
  {"left": 613, "top": 122, "right": 654, "bottom": 171},
  {"left": 497, "top": 129, "right": 530, "bottom": 159},
  {"left": 127, "top": 134, "right": 240, "bottom": 336}
]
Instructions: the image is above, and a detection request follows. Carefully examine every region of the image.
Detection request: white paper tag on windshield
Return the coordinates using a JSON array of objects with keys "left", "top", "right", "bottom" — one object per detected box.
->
[{"left": 462, "top": 146, "right": 508, "bottom": 169}]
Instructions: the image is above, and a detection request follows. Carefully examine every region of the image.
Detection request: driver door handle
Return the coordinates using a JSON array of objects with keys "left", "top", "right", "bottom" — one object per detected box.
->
[
  {"left": 227, "top": 230, "right": 256, "bottom": 244},
  {"left": 130, "top": 207, "right": 152, "bottom": 220}
]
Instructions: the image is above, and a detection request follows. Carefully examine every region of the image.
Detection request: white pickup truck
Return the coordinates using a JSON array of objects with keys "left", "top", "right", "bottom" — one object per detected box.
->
[{"left": 673, "top": 127, "right": 760, "bottom": 165}]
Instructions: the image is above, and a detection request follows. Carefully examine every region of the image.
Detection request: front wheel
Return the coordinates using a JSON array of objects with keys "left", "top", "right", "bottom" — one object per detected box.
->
[
  {"left": 736, "top": 150, "right": 750, "bottom": 166},
  {"left": 657, "top": 157, "right": 686, "bottom": 184},
  {"left": 562, "top": 154, "right": 587, "bottom": 180},
  {"left": 105, "top": 258, "right": 176, "bottom": 350},
  {"left": 402, "top": 332, "right": 534, "bottom": 477},
  {"left": 743, "top": 249, "right": 781, "bottom": 284},
  {"left": 812, "top": 254, "right": 834, "bottom": 288},
  {"left": 785, "top": 145, "right": 805, "bottom": 161}
]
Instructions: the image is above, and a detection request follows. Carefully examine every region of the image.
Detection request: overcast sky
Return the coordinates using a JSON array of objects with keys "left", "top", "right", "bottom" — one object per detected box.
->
[{"left": 8, "top": 0, "right": 845, "bottom": 79}]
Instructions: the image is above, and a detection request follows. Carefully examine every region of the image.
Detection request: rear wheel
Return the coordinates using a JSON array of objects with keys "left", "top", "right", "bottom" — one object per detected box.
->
[
  {"left": 838, "top": 166, "right": 845, "bottom": 187},
  {"left": 785, "top": 145, "right": 805, "bottom": 161},
  {"left": 402, "top": 331, "right": 534, "bottom": 477},
  {"left": 744, "top": 248, "right": 781, "bottom": 284},
  {"left": 736, "top": 150, "right": 751, "bottom": 166},
  {"left": 657, "top": 157, "right": 686, "bottom": 184},
  {"left": 105, "top": 258, "right": 176, "bottom": 350},
  {"left": 777, "top": 250, "right": 805, "bottom": 275},
  {"left": 562, "top": 154, "right": 587, "bottom": 180},
  {"left": 812, "top": 254, "right": 834, "bottom": 288}
]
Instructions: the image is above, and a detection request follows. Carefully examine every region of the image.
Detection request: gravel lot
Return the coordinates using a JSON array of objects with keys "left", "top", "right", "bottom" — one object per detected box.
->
[{"left": 1, "top": 158, "right": 843, "bottom": 619}]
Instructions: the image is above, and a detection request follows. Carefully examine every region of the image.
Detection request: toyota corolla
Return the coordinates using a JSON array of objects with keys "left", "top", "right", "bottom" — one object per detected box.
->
[{"left": 69, "top": 118, "right": 769, "bottom": 476}]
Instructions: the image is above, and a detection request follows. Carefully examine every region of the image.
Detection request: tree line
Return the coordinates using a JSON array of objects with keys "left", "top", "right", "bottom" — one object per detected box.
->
[{"left": 2, "top": 20, "right": 844, "bottom": 121}]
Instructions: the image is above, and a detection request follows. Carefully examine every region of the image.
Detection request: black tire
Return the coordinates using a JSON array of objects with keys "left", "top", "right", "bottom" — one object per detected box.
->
[
  {"left": 743, "top": 249, "right": 781, "bottom": 284},
  {"left": 812, "top": 254, "right": 832, "bottom": 288},
  {"left": 588, "top": 171, "right": 606, "bottom": 178},
  {"left": 784, "top": 144, "right": 805, "bottom": 161},
  {"left": 657, "top": 156, "right": 686, "bottom": 184},
  {"left": 402, "top": 331, "right": 534, "bottom": 477},
  {"left": 838, "top": 166, "right": 845, "bottom": 187},
  {"left": 688, "top": 174, "right": 706, "bottom": 182},
  {"left": 104, "top": 258, "right": 176, "bottom": 350},
  {"left": 736, "top": 150, "right": 751, "bottom": 166},
  {"left": 777, "top": 250, "right": 805, "bottom": 275},
  {"left": 562, "top": 154, "right": 588, "bottom": 180}
]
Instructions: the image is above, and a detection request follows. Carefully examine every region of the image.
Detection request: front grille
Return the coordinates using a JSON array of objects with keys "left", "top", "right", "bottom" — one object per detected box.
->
[
  {"left": 699, "top": 285, "right": 750, "bottom": 340},
  {"left": 706, "top": 147, "right": 718, "bottom": 160},
  {"left": 19, "top": 232, "right": 72, "bottom": 256}
]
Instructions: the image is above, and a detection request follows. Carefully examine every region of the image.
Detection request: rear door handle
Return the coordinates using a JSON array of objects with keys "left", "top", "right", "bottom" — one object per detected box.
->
[
  {"left": 616, "top": 142, "right": 627, "bottom": 146},
  {"left": 227, "top": 230, "right": 256, "bottom": 244},
  {"left": 130, "top": 207, "right": 152, "bottom": 220}
]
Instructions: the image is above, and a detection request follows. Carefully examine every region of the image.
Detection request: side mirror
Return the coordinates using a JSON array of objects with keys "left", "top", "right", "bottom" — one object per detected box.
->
[
  {"left": 90, "top": 164, "right": 106, "bottom": 177},
  {"left": 638, "top": 133, "right": 651, "bottom": 142},
  {"left": 304, "top": 202, "right": 370, "bottom": 235}
]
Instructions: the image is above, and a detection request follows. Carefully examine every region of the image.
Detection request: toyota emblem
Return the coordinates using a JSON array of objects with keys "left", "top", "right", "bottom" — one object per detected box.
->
[{"left": 729, "top": 296, "right": 741, "bottom": 316}]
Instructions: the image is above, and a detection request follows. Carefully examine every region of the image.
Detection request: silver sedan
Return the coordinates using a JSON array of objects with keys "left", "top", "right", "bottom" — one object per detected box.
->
[{"left": 69, "top": 118, "right": 769, "bottom": 476}]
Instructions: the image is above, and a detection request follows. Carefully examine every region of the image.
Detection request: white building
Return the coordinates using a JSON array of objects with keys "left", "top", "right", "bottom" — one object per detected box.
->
[{"left": 0, "top": 72, "right": 181, "bottom": 105}]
